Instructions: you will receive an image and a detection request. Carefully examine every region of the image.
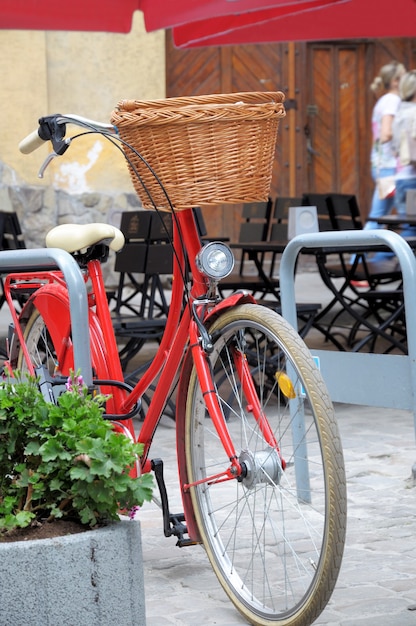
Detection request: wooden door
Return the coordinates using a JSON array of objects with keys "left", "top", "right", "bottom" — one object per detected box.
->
[
  {"left": 165, "top": 36, "right": 287, "bottom": 241},
  {"left": 166, "top": 34, "right": 416, "bottom": 237},
  {"left": 303, "top": 44, "right": 367, "bottom": 207}
]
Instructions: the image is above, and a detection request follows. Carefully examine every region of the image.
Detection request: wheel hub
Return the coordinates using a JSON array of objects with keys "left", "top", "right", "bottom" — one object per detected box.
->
[{"left": 239, "top": 448, "right": 282, "bottom": 489}]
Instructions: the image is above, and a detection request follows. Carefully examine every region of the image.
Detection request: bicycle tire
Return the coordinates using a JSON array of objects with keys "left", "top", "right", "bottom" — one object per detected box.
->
[{"left": 184, "top": 303, "right": 346, "bottom": 626}]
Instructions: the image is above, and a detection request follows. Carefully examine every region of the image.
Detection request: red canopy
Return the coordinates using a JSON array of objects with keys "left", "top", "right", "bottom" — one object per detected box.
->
[
  {"left": 173, "top": 0, "right": 416, "bottom": 47},
  {"left": 141, "top": 0, "right": 348, "bottom": 32},
  {"left": 0, "top": 0, "right": 136, "bottom": 32},
  {"left": 0, "top": 0, "right": 348, "bottom": 34}
]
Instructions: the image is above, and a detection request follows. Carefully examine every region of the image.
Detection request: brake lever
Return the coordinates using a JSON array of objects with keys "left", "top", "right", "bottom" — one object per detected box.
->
[{"left": 38, "top": 138, "right": 72, "bottom": 178}]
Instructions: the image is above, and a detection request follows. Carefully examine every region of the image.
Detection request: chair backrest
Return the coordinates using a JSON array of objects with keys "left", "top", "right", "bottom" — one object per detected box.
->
[
  {"left": 238, "top": 199, "right": 273, "bottom": 243},
  {"left": 114, "top": 241, "right": 148, "bottom": 275},
  {"left": 115, "top": 211, "right": 149, "bottom": 274},
  {"left": 0, "top": 212, "right": 26, "bottom": 311},
  {"left": 114, "top": 210, "right": 173, "bottom": 316},
  {"left": 326, "top": 193, "right": 363, "bottom": 230},
  {"left": 301, "top": 194, "right": 335, "bottom": 231},
  {"left": 148, "top": 211, "right": 174, "bottom": 242},
  {"left": 269, "top": 196, "right": 302, "bottom": 243},
  {"left": 115, "top": 210, "right": 152, "bottom": 274},
  {"left": 0, "top": 211, "right": 26, "bottom": 250},
  {"left": 147, "top": 212, "right": 173, "bottom": 275},
  {"left": 119, "top": 210, "right": 152, "bottom": 241},
  {"left": 115, "top": 210, "right": 173, "bottom": 274}
]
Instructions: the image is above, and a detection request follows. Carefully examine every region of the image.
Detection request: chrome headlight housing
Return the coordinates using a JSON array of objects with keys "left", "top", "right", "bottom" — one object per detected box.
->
[{"left": 196, "top": 242, "right": 234, "bottom": 281}]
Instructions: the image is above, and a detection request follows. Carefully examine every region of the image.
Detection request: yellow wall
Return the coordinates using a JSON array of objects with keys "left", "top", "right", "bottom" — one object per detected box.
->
[{"left": 0, "top": 13, "right": 165, "bottom": 195}]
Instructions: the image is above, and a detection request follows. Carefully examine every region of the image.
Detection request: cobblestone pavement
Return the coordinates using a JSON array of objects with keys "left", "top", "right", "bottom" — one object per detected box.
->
[{"left": 139, "top": 404, "right": 416, "bottom": 626}]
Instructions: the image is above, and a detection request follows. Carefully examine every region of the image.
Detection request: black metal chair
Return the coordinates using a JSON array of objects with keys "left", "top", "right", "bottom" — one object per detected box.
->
[
  {"left": 0, "top": 211, "right": 27, "bottom": 309},
  {"left": 301, "top": 194, "right": 406, "bottom": 352},
  {"left": 111, "top": 210, "right": 173, "bottom": 371},
  {"left": 301, "top": 193, "right": 335, "bottom": 231},
  {"left": 0, "top": 211, "right": 28, "bottom": 356},
  {"left": 268, "top": 196, "right": 302, "bottom": 277}
]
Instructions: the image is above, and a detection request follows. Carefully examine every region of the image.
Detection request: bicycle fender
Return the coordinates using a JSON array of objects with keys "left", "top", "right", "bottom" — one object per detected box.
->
[
  {"left": 31, "top": 284, "right": 107, "bottom": 368},
  {"left": 9, "top": 284, "right": 71, "bottom": 367},
  {"left": 13, "top": 284, "right": 105, "bottom": 373},
  {"left": 28, "top": 285, "right": 130, "bottom": 417},
  {"left": 176, "top": 351, "right": 202, "bottom": 544},
  {"left": 204, "top": 291, "right": 256, "bottom": 324}
]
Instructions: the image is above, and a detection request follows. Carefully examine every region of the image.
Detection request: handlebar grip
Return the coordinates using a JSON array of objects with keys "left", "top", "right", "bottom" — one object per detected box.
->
[{"left": 19, "top": 129, "right": 47, "bottom": 154}]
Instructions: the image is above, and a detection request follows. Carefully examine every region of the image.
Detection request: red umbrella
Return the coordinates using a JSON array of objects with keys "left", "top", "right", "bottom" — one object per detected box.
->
[
  {"left": 172, "top": 0, "right": 416, "bottom": 47},
  {"left": 1, "top": 0, "right": 348, "bottom": 33},
  {"left": 0, "top": 0, "right": 137, "bottom": 32}
]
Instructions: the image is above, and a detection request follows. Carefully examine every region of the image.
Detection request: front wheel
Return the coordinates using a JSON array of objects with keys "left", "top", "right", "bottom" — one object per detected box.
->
[{"left": 184, "top": 304, "right": 346, "bottom": 626}]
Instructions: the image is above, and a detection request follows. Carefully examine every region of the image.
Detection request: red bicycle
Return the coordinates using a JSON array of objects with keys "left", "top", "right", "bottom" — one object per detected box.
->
[{"left": 8, "top": 93, "right": 346, "bottom": 626}]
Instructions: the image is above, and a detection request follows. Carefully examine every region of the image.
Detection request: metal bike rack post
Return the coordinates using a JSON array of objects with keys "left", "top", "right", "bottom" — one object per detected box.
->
[
  {"left": 0, "top": 248, "right": 92, "bottom": 387},
  {"left": 280, "top": 229, "right": 416, "bottom": 439}
]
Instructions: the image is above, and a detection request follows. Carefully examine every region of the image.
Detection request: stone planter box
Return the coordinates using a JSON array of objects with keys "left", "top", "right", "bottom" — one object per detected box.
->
[{"left": 0, "top": 520, "right": 145, "bottom": 626}]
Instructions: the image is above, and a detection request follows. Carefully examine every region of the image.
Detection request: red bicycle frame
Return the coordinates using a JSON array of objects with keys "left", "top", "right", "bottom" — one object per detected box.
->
[{"left": 5, "top": 208, "right": 278, "bottom": 495}]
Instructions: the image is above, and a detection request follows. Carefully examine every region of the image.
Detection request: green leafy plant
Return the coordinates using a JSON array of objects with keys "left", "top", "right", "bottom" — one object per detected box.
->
[{"left": 0, "top": 372, "right": 153, "bottom": 535}]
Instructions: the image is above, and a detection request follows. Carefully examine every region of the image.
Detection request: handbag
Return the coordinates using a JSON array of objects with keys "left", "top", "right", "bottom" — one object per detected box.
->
[
  {"left": 377, "top": 175, "right": 396, "bottom": 199},
  {"left": 399, "top": 113, "right": 416, "bottom": 167}
]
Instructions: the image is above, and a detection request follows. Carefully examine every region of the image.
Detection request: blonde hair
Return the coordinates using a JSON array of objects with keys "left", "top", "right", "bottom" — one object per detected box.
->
[
  {"left": 370, "top": 60, "right": 406, "bottom": 94},
  {"left": 399, "top": 70, "right": 416, "bottom": 101}
]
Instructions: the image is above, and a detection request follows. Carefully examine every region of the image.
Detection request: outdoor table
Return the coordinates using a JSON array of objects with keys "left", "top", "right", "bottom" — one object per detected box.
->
[{"left": 367, "top": 214, "right": 416, "bottom": 227}]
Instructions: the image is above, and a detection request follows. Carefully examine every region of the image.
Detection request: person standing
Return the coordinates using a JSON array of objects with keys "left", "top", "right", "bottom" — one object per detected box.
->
[
  {"left": 364, "top": 60, "right": 406, "bottom": 230},
  {"left": 392, "top": 70, "right": 416, "bottom": 239}
]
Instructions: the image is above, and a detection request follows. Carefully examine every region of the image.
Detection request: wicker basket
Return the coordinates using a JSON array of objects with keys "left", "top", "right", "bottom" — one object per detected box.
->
[{"left": 111, "top": 92, "right": 286, "bottom": 211}]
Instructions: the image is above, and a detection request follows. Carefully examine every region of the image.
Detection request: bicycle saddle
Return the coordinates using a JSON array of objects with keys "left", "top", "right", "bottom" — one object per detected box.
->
[{"left": 45, "top": 223, "right": 125, "bottom": 253}]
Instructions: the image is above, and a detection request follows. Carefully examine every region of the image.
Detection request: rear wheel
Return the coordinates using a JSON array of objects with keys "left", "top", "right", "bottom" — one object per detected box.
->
[
  {"left": 14, "top": 304, "right": 122, "bottom": 417},
  {"left": 184, "top": 304, "right": 346, "bottom": 626},
  {"left": 17, "top": 307, "right": 60, "bottom": 375}
]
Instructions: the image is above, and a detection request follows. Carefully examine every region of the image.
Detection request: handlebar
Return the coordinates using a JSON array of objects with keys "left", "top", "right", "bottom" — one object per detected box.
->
[
  {"left": 19, "top": 114, "right": 117, "bottom": 154},
  {"left": 19, "top": 114, "right": 118, "bottom": 176},
  {"left": 19, "top": 128, "right": 49, "bottom": 155}
]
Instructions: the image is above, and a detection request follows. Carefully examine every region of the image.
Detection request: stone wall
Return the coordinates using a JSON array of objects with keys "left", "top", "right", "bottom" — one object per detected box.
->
[{"left": 0, "top": 162, "right": 142, "bottom": 286}]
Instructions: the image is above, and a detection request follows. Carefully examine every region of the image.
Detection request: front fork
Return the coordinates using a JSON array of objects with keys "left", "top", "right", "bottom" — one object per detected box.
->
[
  {"left": 188, "top": 318, "right": 242, "bottom": 485},
  {"left": 185, "top": 304, "right": 283, "bottom": 490}
]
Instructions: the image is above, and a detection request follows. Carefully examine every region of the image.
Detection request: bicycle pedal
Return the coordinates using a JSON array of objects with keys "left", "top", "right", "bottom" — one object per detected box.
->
[
  {"left": 151, "top": 458, "right": 199, "bottom": 548},
  {"left": 168, "top": 512, "right": 199, "bottom": 547},
  {"left": 175, "top": 537, "right": 201, "bottom": 548}
]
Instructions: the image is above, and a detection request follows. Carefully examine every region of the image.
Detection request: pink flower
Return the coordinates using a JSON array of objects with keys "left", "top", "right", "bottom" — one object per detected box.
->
[
  {"left": 66, "top": 374, "right": 85, "bottom": 394},
  {"left": 128, "top": 505, "right": 140, "bottom": 520}
]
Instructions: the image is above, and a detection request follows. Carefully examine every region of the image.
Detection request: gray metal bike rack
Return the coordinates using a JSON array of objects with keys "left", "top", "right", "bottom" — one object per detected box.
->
[
  {"left": 280, "top": 229, "right": 416, "bottom": 440},
  {"left": 0, "top": 248, "right": 92, "bottom": 387}
]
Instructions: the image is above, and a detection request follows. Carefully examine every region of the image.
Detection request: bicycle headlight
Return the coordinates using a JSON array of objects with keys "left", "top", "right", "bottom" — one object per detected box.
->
[{"left": 196, "top": 242, "right": 234, "bottom": 281}]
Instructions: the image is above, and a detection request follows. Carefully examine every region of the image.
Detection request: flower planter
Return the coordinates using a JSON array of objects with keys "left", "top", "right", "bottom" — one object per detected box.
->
[{"left": 0, "top": 520, "right": 145, "bottom": 626}]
